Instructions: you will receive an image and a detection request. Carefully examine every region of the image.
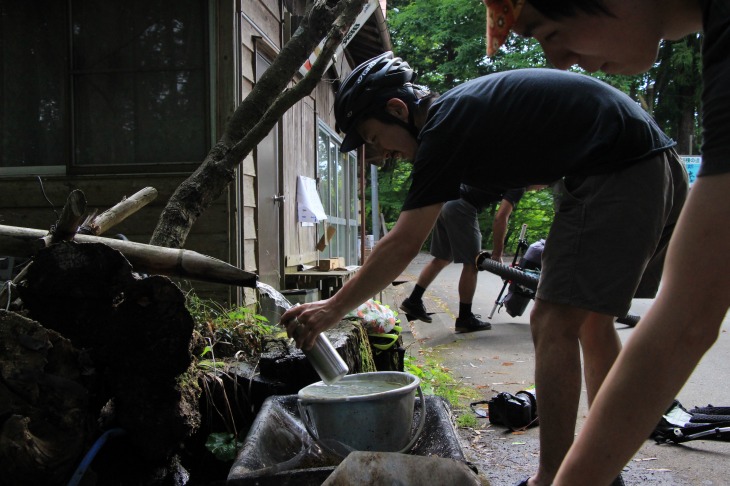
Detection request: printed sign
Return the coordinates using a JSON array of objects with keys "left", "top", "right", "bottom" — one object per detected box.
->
[
  {"left": 680, "top": 155, "right": 702, "bottom": 187},
  {"left": 299, "top": 0, "right": 379, "bottom": 76}
]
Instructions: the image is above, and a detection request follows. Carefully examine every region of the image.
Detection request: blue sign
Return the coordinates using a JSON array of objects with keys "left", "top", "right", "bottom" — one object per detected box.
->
[{"left": 680, "top": 155, "right": 702, "bottom": 186}]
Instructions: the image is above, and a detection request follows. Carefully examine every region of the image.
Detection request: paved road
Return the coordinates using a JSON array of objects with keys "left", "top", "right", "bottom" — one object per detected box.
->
[{"left": 387, "top": 252, "right": 730, "bottom": 486}]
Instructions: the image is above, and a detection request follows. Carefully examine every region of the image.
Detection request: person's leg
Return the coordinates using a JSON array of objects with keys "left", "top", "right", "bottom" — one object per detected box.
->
[
  {"left": 578, "top": 314, "right": 622, "bottom": 405},
  {"left": 528, "top": 299, "right": 591, "bottom": 486},
  {"left": 415, "top": 257, "right": 451, "bottom": 290},
  {"left": 402, "top": 256, "right": 451, "bottom": 321},
  {"left": 458, "top": 262, "right": 478, "bottom": 312},
  {"left": 554, "top": 173, "right": 730, "bottom": 486},
  {"left": 454, "top": 262, "right": 491, "bottom": 331},
  {"left": 401, "top": 206, "right": 455, "bottom": 322}
]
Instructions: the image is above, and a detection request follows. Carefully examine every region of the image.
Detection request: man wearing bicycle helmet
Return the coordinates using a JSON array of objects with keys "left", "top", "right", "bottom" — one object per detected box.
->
[
  {"left": 282, "top": 55, "right": 687, "bottom": 486},
  {"left": 483, "top": 2, "right": 730, "bottom": 485}
]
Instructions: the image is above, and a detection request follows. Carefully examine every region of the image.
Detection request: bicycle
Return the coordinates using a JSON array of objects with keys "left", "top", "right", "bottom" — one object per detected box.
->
[{"left": 476, "top": 224, "right": 640, "bottom": 327}]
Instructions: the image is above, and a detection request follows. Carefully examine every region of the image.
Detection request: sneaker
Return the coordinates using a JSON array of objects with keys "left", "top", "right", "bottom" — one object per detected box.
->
[
  {"left": 611, "top": 474, "right": 626, "bottom": 486},
  {"left": 455, "top": 314, "right": 491, "bottom": 333},
  {"left": 399, "top": 297, "right": 432, "bottom": 323}
]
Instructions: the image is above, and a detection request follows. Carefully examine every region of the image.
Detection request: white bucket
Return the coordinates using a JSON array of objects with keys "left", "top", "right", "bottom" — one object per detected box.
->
[{"left": 364, "top": 234, "right": 375, "bottom": 249}]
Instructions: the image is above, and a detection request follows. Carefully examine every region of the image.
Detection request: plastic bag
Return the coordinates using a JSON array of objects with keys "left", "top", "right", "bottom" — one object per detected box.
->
[{"left": 345, "top": 299, "right": 398, "bottom": 334}]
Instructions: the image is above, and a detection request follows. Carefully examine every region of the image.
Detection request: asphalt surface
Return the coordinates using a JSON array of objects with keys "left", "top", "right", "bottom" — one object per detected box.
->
[{"left": 385, "top": 252, "right": 730, "bottom": 486}]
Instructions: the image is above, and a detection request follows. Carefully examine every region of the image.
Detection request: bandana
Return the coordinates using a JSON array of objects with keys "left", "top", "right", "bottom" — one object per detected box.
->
[{"left": 485, "top": 0, "right": 525, "bottom": 56}]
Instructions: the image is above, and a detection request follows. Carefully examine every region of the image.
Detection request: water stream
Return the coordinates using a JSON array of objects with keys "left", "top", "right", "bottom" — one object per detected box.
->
[{"left": 256, "top": 281, "right": 293, "bottom": 323}]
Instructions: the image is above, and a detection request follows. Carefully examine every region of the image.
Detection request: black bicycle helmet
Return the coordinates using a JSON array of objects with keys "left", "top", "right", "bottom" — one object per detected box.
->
[{"left": 335, "top": 51, "right": 416, "bottom": 152}]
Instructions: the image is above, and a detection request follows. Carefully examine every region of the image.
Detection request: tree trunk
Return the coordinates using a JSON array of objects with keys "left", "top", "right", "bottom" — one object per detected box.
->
[{"left": 150, "top": 0, "right": 364, "bottom": 249}]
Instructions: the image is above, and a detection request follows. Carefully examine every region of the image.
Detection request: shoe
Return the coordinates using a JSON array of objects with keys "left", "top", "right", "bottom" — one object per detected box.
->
[
  {"left": 515, "top": 478, "right": 530, "bottom": 486},
  {"left": 399, "top": 297, "right": 432, "bottom": 323},
  {"left": 612, "top": 474, "right": 626, "bottom": 486},
  {"left": 455, "top": 314, "right": 491, "bottom": 333}
]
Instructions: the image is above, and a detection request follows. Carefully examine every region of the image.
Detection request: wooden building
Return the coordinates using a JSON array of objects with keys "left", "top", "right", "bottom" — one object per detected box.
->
[{"left": 0, "top": 0, "right": 390, "bottom": 305}]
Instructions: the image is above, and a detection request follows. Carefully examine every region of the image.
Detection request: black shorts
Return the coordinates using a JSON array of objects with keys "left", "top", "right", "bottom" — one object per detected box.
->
[
  {"left": 430, "top": 198, "right": 481, "bottom": 264},
  {"left": 537, "top": 149, "right": 689, "bottom": 317}
]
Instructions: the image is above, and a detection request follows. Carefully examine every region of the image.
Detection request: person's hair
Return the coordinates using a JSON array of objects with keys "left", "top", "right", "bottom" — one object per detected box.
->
[
  {"left": 363, "top": 85, "right": 438, "bottom": 128},
  {"left": 527, "top": 0, "right": 613, "bottom": 20}
]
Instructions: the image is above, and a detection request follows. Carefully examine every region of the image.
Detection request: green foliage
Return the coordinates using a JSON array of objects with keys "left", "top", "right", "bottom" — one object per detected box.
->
[
  {"left": 456, "top": 413, "right": 478, "bottom": 428},
  {"left": 184, "top": 288, "right": 279, "bottom": 361},
  {"left": 205, "top": 432, "right": 243, "bottom": 462},
  {"left": 389, "top": 0, "right": 493, "bottom": 94},
  {"left": 404, "top": 354, "right": 480, "bottom": 408},
  {"left": 366, "top": 160, "right": 413, "bottom": 233},
  {"left": 487, "top": 187, "right": 555, "bottom": 251}
]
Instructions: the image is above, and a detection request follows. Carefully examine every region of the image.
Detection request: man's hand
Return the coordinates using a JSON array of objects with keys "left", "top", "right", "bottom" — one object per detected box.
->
[
  {"left": 490, "top": 250, "right": 503, "bottom": 262},
  {"left": 281, "top": 299, "right": 344, "bottom": 350}
]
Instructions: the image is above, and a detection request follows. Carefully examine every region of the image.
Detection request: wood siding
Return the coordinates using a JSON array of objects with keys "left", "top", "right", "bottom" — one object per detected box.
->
[{"left": 0, "top": 174, "right": 232, "bottom": 301}]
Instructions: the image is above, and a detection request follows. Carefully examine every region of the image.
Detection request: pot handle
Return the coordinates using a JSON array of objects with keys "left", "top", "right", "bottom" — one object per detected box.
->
[
  {"left": 398, "top": 384, "right": 426, "bottom": 453},
  {"left": 297, "top": 400, "right": 319, "bottom": 442},
  {"left": 297, "top": 400, "right": 354, "bottom": 458}
]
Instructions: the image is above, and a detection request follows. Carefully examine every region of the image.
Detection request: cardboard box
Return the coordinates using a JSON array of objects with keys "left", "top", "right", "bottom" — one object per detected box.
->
[{"left": 318, "top": 257, "right": 344, "bottom": 271}]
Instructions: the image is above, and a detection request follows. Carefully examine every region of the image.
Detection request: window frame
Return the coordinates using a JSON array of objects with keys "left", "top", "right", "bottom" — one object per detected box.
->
[{"left": 317, "top": 121, "right": 358, "bottom": 266}]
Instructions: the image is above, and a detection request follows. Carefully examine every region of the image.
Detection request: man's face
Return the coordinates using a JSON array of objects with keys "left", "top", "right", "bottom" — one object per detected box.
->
[
  {"left": 357, "top": 117, "right": 419, "bottom": 163},
  {"left": 513, "top": 2, "right": 662, "bottom": 75}
]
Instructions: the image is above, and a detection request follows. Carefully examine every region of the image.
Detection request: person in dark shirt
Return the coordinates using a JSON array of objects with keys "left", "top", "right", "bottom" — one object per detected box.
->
[
  {"left": 282, "top": 55, "right": 687, "bottom": 486},
  {"left": 483, "top": 1, "right": 730, "bottom": 485},
  {"left": 399, "top": 184, "right": 524, "bottom": 332}
]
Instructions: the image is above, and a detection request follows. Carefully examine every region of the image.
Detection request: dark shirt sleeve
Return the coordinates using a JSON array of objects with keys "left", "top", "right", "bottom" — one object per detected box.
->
[{"left": 502, "top": 187, "right": 526, "bottom": 207}]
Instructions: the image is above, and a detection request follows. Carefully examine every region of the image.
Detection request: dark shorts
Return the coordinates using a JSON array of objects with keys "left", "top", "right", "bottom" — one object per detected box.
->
[
  {"left": 430, "top": 198, "right": 481, "bottom": 264},
  {"left": 537, "top": 149, "right": 689, "bottom": 317}
]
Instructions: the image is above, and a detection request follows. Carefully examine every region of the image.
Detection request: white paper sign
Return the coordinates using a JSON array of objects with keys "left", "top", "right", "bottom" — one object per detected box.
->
[{"left": 297, "top": 175, "right": 328, "bottom": 223}]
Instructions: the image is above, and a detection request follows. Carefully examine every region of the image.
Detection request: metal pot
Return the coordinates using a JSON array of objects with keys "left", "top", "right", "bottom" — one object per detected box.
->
[{"left": 297, "top": 371, "right": 425, "bottom": 455}]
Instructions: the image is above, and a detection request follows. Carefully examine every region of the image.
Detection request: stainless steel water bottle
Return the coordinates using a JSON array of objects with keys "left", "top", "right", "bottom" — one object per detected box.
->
[
  {"left": 303, "top": 332, "right": 349, "bottom": 385},
  {"left": 287, "top": 304, "right": 348, "bottom": 385}
]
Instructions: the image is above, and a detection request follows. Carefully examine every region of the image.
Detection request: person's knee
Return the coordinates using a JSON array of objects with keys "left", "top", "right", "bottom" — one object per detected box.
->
[
  {"left": 531, "top": 300, "right": 584, "bottom": 342},
  {"left": 461, "top": 262, "right": 478, "bottom": 274}
]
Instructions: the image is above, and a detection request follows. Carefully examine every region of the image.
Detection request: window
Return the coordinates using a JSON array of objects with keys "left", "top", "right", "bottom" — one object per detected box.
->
[
  {"left": 317, "top": 123, "right": 358, "bottom": 265},
  {"left": 1, "top": 0, "right": 208, "bottom": 174}
]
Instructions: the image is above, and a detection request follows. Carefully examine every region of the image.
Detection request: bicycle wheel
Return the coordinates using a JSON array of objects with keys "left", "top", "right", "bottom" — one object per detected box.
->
[
  {"left": 478, "top": 258, "right": 539, "bottom": 291},
  {"left": 615, "top": 314, "right": 640, "bottom": 327}
]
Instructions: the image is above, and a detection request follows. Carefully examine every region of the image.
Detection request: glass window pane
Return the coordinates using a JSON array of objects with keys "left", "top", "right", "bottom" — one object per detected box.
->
[
  {"left": 337, "top": 152, "right": 346, "bottom": 217},
  {"left": 317, "top": 128, "right": 329, "bottom": 213},
  {"left": 1, "top": 1, "right": 67, "bottom": 168},
  {"left": 71, "top": 0, "right": 207, "bottom": 166},
  {"left": 329, "top": 140, "right": 337, "bottom": 217}
]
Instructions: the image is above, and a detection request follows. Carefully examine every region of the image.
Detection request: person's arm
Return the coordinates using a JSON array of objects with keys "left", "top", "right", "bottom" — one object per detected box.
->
[
  {"left": 282, "top": 203, "right": 443, "bottom": 349},
  {"left": 489, "top": 199, "right": 514, "bottom": 261}
]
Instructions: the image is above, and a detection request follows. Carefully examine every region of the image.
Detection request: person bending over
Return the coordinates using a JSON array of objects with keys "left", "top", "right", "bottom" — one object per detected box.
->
[{"left": 283, "top": 53, "right": 687, "bottom": 486}]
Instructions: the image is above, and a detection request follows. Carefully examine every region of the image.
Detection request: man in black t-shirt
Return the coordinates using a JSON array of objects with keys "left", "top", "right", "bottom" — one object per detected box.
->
[
  {"left": 283, "top": 55, "right": 688, "bottom": 486},
  {"left": 400, "top": 184, "right": 524, "bottom": 332}
]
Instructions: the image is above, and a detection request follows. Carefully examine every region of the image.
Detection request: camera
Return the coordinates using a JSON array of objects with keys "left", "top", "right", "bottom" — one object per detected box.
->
[{"left": 488, "top": 389, "right": 538, "bottom": 430}]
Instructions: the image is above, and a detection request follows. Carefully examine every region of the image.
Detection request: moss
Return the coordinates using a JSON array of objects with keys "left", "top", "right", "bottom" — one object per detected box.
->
[{"left": 352, "top": 322, "right": 377, "bottom": 372}]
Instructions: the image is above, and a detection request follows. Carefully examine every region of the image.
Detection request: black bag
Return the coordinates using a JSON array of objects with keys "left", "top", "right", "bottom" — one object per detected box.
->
[
  {"left": 487, "top": 389, "right": 538, "bottom": 430},
  {"left": 503, "top": 284, "right": 533, "bottom": 317}
]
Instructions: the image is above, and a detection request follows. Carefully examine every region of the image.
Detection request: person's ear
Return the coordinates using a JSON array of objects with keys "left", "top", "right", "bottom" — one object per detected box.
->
[{"left": 385, "top": 98, "right": 409, "bottom": 122}]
